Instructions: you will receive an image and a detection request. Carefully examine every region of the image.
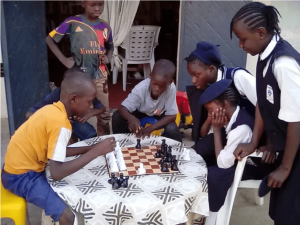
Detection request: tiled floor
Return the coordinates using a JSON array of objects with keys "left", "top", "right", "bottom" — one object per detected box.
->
[{"left": 1, "top": 118, "right": 273, "bottom": 225}]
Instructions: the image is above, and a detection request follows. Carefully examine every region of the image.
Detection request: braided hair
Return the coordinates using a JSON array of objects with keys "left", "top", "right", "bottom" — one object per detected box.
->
[
  {"left": 214, "top": 86, "right": 240, "bottom": 107},
  {"left": 230, "top": 2, "right": 281, "bottom": 39}
]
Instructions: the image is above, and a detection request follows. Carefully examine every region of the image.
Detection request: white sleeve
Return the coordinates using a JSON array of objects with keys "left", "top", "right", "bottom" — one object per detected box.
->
[
  {"left": 233, "top": 70, "right": 257, "bottom": 106},
  {"left": 217, "top": 125, "right": 252, "bottom": 169},
  {"left": 164, "top": 83, "right": 178, "bottom": 115},
  {"left": 273, "top": 56, "right": 300, "bottom": 122},
  {"left": 121, "top": 86, "right": 144, "bottom": 113}
]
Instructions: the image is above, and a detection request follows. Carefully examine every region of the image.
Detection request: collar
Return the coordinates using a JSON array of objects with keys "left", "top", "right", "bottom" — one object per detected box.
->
[
  {"left": 217, "top": 68, "right": 223, "bottom": 81},
  {"left": 260, "top": 35, "right": 279, "bottom": 60},
  {"left": 225, "top": 105, "right": 240, "bottom": 134}
]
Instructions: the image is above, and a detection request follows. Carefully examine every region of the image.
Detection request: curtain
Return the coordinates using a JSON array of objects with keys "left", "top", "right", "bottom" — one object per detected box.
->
[{"left": 100, "top": 0, "right": 140, "bottom": 75}]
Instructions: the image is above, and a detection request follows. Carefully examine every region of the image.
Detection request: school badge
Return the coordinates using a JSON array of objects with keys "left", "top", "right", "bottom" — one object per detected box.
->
[
  {"left": 266, "top": 85, "right": 274, "bottom": 104},
  {"left": 103, "top": 28, "right": 108, "bottom": 40}
]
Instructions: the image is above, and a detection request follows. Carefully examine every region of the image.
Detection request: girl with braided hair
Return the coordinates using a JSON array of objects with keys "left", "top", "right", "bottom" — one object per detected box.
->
[
  {"left": 198, "top": 79, "right": 254, "bottom": 224},
  {"left": 231, "top": 2, "right": 300, "bottom": 224}
]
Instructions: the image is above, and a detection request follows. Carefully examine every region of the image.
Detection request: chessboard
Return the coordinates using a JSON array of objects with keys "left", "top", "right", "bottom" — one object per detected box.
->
[{"left": 106, "top": 145, "right": 180, "bottom": 177}]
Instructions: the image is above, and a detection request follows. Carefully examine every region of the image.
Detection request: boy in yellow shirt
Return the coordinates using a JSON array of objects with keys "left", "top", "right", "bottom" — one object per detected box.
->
[{"left": 2, "top": 67, "right": 115, "bottom": 224}]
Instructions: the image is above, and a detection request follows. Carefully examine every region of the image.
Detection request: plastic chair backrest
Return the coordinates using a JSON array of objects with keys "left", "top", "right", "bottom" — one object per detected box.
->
[{"left": 121, "top": 25, "right": 160, "bottom": 61}]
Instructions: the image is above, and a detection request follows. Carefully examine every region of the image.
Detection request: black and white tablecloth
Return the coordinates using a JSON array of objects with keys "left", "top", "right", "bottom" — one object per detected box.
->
[{"left": 46, "top": 134, "right": 209, "bottom": 225}]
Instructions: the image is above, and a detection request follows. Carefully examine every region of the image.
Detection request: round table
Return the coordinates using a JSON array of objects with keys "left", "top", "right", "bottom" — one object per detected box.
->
[{"left": 46, "top": 134, "right": 209, "bottom": 225}]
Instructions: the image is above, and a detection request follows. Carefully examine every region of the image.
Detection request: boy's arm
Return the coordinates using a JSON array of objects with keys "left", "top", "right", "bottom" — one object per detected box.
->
[
  {"left": 66, "top": 146, "right": 92, "bottom": 157},
  {"left": 50, "top": 138, "right": 115, "bottom": 181},
  {"left": 74, "top": 105, "right": 105, "bottom": 123},
  {"left": 234, "top": 104, "right": 264, "bottom": 160},
  {"left": 118, "top": 105, "right": 140, "bottom": 134},
  {"left": 46, "top": 36, "right": 75, "bottom": 68}
]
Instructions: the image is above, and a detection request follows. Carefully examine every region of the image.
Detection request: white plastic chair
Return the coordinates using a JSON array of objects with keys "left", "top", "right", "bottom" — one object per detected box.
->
[
  {"left": 214, "top": 152, "right": 264, "bottom": 225},
  {"left": 115, "top": 25, "right": 161, "bottom": 91}
]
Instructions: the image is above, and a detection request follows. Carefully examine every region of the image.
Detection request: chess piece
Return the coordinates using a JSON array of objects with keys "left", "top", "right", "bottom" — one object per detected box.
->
[
  {"left": 168, "top": 146, "right": 172, "bottom": 155},
  {"left": 108, "top": 173, "right": 116, "bottom": 184},
  {"left": 116, "top": 150, "right": 127, "bottom": 171},
  {"left": 135, "top": 139, "right": 142, "bottom": 149},
  {"left": 171, "top": 160, "right": 179, "bottom": 171},
  {"left": 112, "top": 179, "right": 121, "bottom": 189},
  {"left": 122, "top": 176, "right": 129, "bottom": 188},
  {"left": 138, "top": 163, "right": 146, "bottom": 175},
  {"left": 107, "top": 152, "right": 119, "bottom": 172},
  {"left": 161, "top": 162, "right": 169, "bottom": 172},
  {"left": 119, "top": 173, "right": 124, "bottom": 185},
  {"left": 115, "top": 141, "right": 122, "bottom": 153},
  {"left": 154, "top": 152, "right": 161, "bottom": 158}
]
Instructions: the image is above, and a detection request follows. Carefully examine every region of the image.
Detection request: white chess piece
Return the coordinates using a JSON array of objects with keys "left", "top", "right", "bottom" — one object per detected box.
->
[
  {"left": 115, "top": 141, "right": 122, "bottom": 153},
  {"left": 180, "top": 148, "right": 191, "bottom": 161},
  {"left": 137, "top": 163, "right": 146, "bottom": 175},
  {"left": 116, "top": 153, "right": 127, "bottom": 171},
  {"left": 106, "top": 152, "right": 119, "bottom": 172}
]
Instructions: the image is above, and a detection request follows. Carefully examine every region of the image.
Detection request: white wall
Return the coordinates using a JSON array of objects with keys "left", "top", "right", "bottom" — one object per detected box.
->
[{"left": 246, "top": 1, "right": 300, "bottom": 76}]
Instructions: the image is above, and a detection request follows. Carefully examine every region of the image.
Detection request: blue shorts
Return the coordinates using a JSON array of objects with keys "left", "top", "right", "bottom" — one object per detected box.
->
[
  {"left": 72, "top": 121, "right": 97, "bottom": 141},
  {"left": 1, "top": 170, "right": 66, "bottom": 222}
]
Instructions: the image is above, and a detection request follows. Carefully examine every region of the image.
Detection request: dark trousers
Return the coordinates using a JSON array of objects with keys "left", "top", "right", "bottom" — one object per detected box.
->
[{"left": 112, "top": 110, "right": 182, "bottom": 142}]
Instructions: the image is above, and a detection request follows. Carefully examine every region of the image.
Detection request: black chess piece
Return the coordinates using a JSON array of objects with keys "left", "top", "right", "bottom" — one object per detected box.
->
[
  {"left": 155, "top": 152, "right": 161, "bottom": 158},
  {"left": 108, "top": 173, "right": 116, "bottom": 184},
  {"left": 171, "top": 160, "right": 179, "bottom": 171},
  {"left": 161, "top": 162, "right": 170, "bottom": 172},
  {"left": 164, "top": 144, "right": 168, "bottom": 156},
  {"left": 119, "top": 173, "right": 124, "bottom": 185},
  {"left": 168, "top": 146, "right": 172, "bottom": 155},
  {"left": 112, "top": 180, "right": 121, "bottom": 189},
  {"left": 135, "top": 139, "right": 142, "bottom": 149},
  {"left": 122, "top": 176, "right": 129, "bottom": 188}
]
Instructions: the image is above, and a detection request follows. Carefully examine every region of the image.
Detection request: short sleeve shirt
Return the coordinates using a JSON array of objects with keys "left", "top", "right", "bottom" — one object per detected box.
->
[
  {"left": 4, "top": 101, "right": 72, "bottom": 174},
  {"left": 49, "top": 15, "right": 113, "bottom": 79},
  {"left": 121, "top": 78, "right": 178, "bottom": 116}
]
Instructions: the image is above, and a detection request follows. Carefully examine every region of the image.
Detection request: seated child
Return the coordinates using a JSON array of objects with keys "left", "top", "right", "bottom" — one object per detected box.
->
[
  {"left": 198, "top": 79, "right": 253, "bottom": 224},
  {"left": 112, "top": 59, "right": 182, "bottom": 142},
  {"left": 25, "top": 67, "right": 105, "bottom": 141},
  {"left": 185, "top": 41, "right": 256, "bottom": 142},
  {"left": 2, "top": 68, "right": 116, "bottom": 224}
]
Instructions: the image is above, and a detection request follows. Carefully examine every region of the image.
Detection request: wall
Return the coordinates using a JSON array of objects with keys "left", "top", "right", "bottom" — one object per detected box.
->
[{"left": 246, "top": 1, "right": 300, "bottom": 75}]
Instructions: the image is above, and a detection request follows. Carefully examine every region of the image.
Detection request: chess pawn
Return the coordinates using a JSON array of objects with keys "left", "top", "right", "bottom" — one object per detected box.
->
[
  {"left": 119, "top": 173, "right": 124, "bottom": 185},
  {"left": 154, "top": 152, "right": 161, "bottom": 158},
  {"left": 168, "top": 146, "right": 172, "bottom": 155},
  {"left": 108, "top": 173, "right": 116, "bottom": 184},
  {"left": 171, "top": 159, "right": 179, "bottom": 171},
  {"left": 135, "top": 139, "right": 142, "bottom": 149},
  {"left": 161, "top": 162, "right": 169, "bottom": 172},
  {"left": 122, "top": 176, "right": 129, "bottom": 188},
  {"left": 112, "top": 180, "right": 121, "bottom": 189},
  {"left": 138, "top": 163, "right": 146, "bottom": 175}
]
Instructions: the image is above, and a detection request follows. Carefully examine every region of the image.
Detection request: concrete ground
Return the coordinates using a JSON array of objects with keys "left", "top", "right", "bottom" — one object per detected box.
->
[{"left": 1, "top": 118, "right": 273, "bottom": 225}]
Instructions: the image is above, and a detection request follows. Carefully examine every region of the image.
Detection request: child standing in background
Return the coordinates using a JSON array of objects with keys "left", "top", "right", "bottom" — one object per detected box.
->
[{"left": 46, "top": 1, "right": 113, "bottom": 135}]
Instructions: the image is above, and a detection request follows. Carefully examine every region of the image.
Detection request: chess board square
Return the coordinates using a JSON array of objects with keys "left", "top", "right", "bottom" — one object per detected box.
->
[
  {"left": 153, "top": 169, "right": 161, "bottom": 173},
  {"left": 138, "top": 156, "right": 147, "bottom": 159},
  {"left": 130, "top": 153, "right": 138, "bottom": 156},
  {"left": 145, "top": 152, "right": 153, "bottom": 155},
  {"left": 148, "top": 158, "right": 156, "bottom": 162},
  {"left": 143, "top": 162, "right": 150, "bottom": 166},
  {"left": 140, "top": 159, "right": 148, "bottom": 163},
  {"left": 132, "top": 159, "right": 140, "bottom": 163},
  {"left": 128, "top": 171, "right": 137, "bottom": 175},
  {"left": 124, "top": 157, "right": 131, "bottom": 160},
  {"left": 151, "top": 165, "right": 160, "bottom": 169},
  {"left": 146, "top": 169, "right": 153, "bottom": 173},
  {"left": 127, "top": 163, "right": 134, "bottom": 167},
  {"left": 127, "top": 147, "right": 135, "bottom": 150}
]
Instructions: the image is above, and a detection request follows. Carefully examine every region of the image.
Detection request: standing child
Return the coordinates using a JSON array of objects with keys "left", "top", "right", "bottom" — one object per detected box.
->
[
  {"left": 112, "top": 59, "right": 182, "bottom": 142},
  {"left": 46, "top": 0, "right": 113, "bottom": 135},
  {"left": 232, "top": 2, "right": 300, "bottom": 224},
  {"left": 2, "top": 69, "right": 116, "bottom": 224},
  {"left": 198, "top": 79, "right": 254, "bottom": 225}
]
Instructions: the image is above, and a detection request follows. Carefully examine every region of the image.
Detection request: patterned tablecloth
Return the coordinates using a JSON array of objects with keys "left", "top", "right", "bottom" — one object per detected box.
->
[{"left": 46, "top": 134, "right": 209, "bottom": 225}]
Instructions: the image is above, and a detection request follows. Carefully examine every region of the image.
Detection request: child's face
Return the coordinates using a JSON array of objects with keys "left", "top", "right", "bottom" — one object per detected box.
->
[
  {"left": 204, "top": 101, "right": 223, "bottom": 118},
  {"left": 82, "top": 1, "right": 104, "bottom": 19},
  {"left": 232, "top": 20, "right": 265, "bottom": 56},
  {"left": 150, "top": 74, "right": 172, "bottom": 99},
  {"left": 71, "top": 88, "right": 97, "bottom": 118},
  {"left": 187, "top": 62, "right": 212, "bottom": 90}
]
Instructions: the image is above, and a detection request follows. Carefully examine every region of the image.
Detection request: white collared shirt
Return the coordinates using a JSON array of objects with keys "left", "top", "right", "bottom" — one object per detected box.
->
[
  {"left": 260, "top": 35, "right": 300, "bottom": 122},
  {"left": 217, "top": 68, "right": 257, "bottom": 106},
  {"left": 217, "top": 106, "right": 253, "bottom": 168}
]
